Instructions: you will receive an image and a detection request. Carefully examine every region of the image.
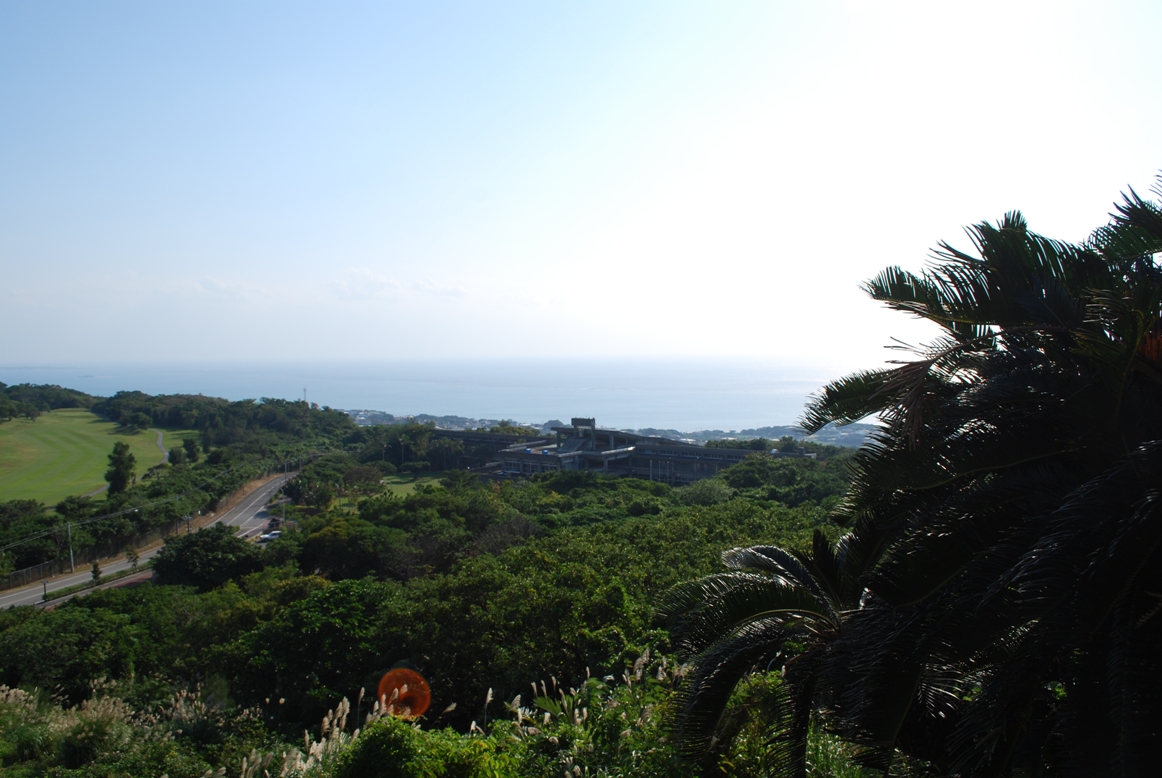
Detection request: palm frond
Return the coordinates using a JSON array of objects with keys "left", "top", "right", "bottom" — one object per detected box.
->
[
  {"left": 659, "top": 573, "right": 835, "bottom": 656},
  {"left": 722, "top": 544, "right": 838, "bottom": 616},
  {"left": 800, "top": 369, "right": 894, "bottom": 433},
  {"left": 668, "top": 619, "right": 802, "bottom": 773}
]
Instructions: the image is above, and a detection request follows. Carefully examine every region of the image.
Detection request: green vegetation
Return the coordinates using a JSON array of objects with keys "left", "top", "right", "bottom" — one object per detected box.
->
[
  {"left": 0, "top": 383, "right": 94, "bottom": 424},
  {"left": 103, "top": 441, "right": 136, "bottom": 495},
  {"left": 703, "top": 434, "right": 853, "bottom": 459},
  {"left": 0, "top": 178, "right": 1157, "bottom": 776},
  {"left": 479, "top": 420, "right": 541, "bottom": 436},
  {"left": 152, "top": 523, "right": 263, "bottom": 592},
  {"left": 379, "top": 472, "right": 439, "bottom": 496},
  {"left": 0, "top": 409, "right": 176, "bottom": 504},
  {"left": 0, "top": 454, "right": 851, "bottom": 776},
  {"left": 0, "top": 396, "right": 356, "bottom": 572}
]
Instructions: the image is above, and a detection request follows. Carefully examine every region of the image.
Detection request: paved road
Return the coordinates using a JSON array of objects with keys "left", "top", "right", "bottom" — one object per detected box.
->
[
  {"left": 155, "top": 430, "right": 169, "bottom": 463},
  {"left": 0, "top": 473, "right": 292, "bottom": 609}
]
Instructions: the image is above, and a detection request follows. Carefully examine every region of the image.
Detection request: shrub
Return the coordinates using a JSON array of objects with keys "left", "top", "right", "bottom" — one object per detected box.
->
[
  {"left": 152, "top": 523, "right": 263, "bottom": 592},
  {"left": 330, "top": 716, "right": 502, "bottom": 778},
  {"left": 57, "top": 698, "right": 133, "bottom": 769}
]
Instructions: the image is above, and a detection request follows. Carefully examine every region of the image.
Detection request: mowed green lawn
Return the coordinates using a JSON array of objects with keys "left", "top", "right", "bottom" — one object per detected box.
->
[
  {"left": 380, "top": 473, "right": 438, "bottom": 496},
  {"left": 0, "top": 409, "right": 196, "bottom": 506}
]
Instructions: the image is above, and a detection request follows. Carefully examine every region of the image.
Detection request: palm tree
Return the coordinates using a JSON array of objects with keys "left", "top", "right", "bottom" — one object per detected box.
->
[
  {"left": 659, "top": 529, "right": 883, "bottom": 778},
  {"left": 428, "top": 437, "right": 464, "bottom": 470},
  {"left": 445, "top": 438, "right": 464, "bottom": 469},
  {"left": 663, "top": 180, "right": 1162, "bottom": 776},
  {"left": 795, "top": 182, "right": 1162, "bottom": 774},
  {"left": 398, "top": 433, "right": 410, "bottom": 467}
]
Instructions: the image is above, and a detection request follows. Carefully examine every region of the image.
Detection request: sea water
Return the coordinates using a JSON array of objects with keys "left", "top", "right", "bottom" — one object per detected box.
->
[{"left": 0, "top": 359, "right": 849, "bottom": 432}]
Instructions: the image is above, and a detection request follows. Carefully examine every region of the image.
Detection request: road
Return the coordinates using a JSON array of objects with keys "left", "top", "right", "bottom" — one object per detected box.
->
[
  {"left": 155, "top": 430, "right": 169, "bottom": 462},
  {"left": 0, "top": 473, "right": 292, "bottom": 609}
]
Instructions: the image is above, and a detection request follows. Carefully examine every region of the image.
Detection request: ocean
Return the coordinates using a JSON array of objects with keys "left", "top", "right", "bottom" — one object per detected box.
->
[{"left": 0, "top": 359, "right": 849, "bottom": 432}]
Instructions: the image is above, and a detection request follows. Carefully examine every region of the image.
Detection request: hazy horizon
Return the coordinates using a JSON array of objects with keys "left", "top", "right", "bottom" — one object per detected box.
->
[{"left": 0, "top": 357, "right": 846, "bottom": 431}]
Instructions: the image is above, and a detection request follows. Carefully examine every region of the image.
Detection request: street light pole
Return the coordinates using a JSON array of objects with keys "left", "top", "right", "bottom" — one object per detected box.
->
[{"left": 67, "top": 521, "right": 75, "bottom": 573}]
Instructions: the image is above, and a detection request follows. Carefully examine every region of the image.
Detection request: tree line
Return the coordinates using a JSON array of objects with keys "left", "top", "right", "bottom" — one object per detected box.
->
[{"left": 0, "top": 382, "right": 94, "bottom": 422}]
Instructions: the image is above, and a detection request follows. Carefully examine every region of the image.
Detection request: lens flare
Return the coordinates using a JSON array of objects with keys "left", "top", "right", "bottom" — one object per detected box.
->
[{"left": 377, "top": 668, "right": 431, "bottom": 719}]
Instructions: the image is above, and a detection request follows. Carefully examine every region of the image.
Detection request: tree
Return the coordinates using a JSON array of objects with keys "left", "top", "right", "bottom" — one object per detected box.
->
[
  {"left": 487, "top": 420, "right": 539, "bottom": 436},
  {"left": 660, "top": 528, "right": 891, "bottom": 778},
  {"left": 152, "top": 524, "right": 262, "bottom": 592},
  {"left": 0, "top": 604, "right": 143, "bottom": 703},
  {"left": 225, "top": 577, "right": 392, "bottom": 727},
  {"left": 398, "top": 433, "right": 410, "bottom": 467},
  {"left": 0, "top": 397, "right": 40, "bottom": 422},
  {"left": 429, "top": 437, "right": 464, "bottom": 470},
  {"left": 182, "top": 437, "right": 200, "bottom": 463},
  {"left": 661, "top": 181, "right": 1162, "bottom": 775},
  {"left": 168, "top": 446, "right": 187, "bottom": 466},
  {"left": 104, "top": 442, "right": 136, "bottom": 495},
  {"left": 788, "top": 182, "right": 1162, "bottom": 773},
  {"left": 121, "top": 411, "right": 153, "bottom": 431}
]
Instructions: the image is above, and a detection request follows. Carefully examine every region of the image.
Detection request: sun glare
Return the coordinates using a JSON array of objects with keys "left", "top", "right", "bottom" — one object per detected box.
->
[{"left": 377, "top": 668, "right": 431, "bottom": 719}]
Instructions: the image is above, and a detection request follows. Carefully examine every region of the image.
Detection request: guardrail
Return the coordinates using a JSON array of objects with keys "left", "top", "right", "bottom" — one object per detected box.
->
[{"left": 2, "top": 514, "right": 188, "bottom": 592}]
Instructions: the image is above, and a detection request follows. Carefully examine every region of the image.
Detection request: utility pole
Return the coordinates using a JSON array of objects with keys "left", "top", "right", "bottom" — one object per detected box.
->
[{"left": 67, "top": 521, "right": 75, "bottom": 573}]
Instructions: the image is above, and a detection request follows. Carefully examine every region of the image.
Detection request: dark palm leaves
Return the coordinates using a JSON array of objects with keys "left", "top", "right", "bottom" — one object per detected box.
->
[
  {"left": 659, "top": 534, "right": 866, "bottom": 778},
  {"left": 662, "top": 180, "right": 1162, "bottom": 775},
  {"left": 796, "top": 179, "right": 1160, "bottom": 774}
]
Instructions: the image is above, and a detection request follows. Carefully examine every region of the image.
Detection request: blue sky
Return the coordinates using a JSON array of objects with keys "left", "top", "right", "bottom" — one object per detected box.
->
[{"left": 2, "top": 1, "right": 1160, "bottom": 370}]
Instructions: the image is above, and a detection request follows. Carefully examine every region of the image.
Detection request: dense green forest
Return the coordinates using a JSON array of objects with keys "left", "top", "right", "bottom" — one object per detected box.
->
[
  {"left": 0, "top": 453, "right": 854, "bottom": 776},
  {"left": 0, "top": 179, "right": 1160, "bottom": 776}
]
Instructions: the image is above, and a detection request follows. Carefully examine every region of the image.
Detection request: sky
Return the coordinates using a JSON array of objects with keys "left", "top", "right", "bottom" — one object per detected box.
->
[{"left": 2, "top": 1, "right": 1160, "bottom": 373}]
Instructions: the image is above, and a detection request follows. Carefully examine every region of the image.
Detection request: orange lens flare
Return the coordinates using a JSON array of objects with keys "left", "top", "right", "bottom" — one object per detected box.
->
[{"left": 377, "top": 668, "right": 431, "bottom": 719}]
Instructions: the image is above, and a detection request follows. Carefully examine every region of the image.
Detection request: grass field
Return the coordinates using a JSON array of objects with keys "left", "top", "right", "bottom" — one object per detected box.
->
[
  {"left": 380, "top": 473, "right": 438, "bottom": 496},
  {"left": 0, "top": 409, "right": 197, "bottom": 506},
  {"left": 331, "top": 474, "right": 439, "bottom": 511}
]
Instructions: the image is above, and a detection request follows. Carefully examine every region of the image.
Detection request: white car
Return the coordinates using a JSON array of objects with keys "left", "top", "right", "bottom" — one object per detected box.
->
[{"left": 258, "top": 530, "right": 282, "bottom": 542}]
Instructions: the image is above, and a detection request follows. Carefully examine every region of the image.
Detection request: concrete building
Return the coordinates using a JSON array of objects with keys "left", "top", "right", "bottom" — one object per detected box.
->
[{"left": 492, "top": 417, "right": 759, "bottom": 486}]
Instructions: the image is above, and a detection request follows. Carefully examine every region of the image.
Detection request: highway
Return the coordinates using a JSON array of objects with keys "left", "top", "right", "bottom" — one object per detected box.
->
[{"left": 0, "top": 473, "right": 292, "bottom": 609}]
